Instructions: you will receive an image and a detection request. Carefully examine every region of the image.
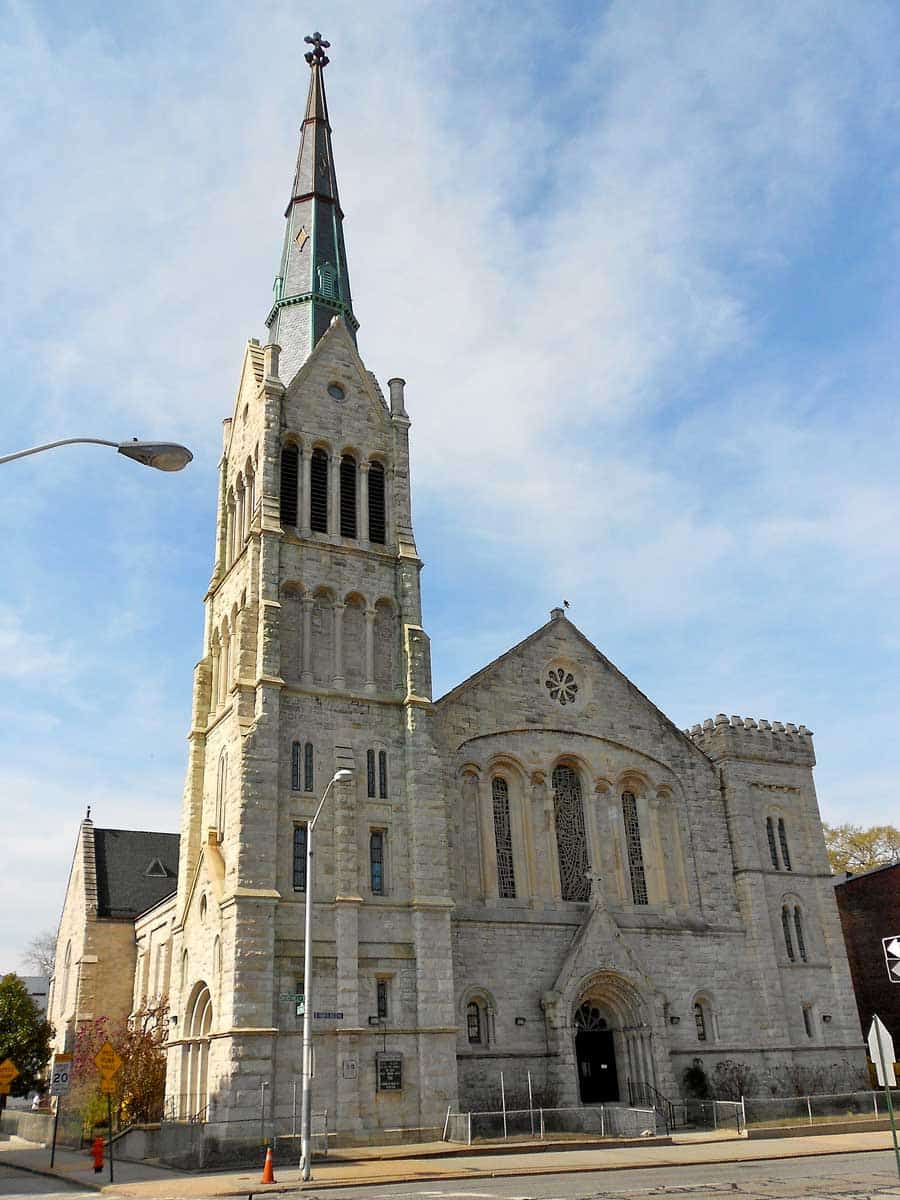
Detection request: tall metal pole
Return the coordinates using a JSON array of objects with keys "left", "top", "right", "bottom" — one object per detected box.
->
[
  {"left": 873, "top": 1018, "right": 900, "bottom": 1180},
  {"left": 299, "top": 770, "right": 351, "bottom": 1182}
]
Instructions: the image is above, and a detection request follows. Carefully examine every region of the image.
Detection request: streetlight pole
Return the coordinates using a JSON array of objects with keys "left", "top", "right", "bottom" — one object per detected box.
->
[
  {"left": 299, "top": 767, "right": 353, "bottom": 1181},
  {"left": 0, "top": 437, "right": 193, "bottom": 471}
]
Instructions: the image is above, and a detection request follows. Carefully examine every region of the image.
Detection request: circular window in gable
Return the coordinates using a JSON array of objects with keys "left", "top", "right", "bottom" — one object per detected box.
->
[
  {"left": 327, "top": 382, "right": 346, "bottom": 401},
  {"left": 545, "top": 666, "right": 579, "bottom": 706}
]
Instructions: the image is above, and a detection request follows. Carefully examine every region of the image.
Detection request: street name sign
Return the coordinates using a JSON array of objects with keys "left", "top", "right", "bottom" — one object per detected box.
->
[
  {"left": 884, "top": 936, "right": 900, "bottom": 984},
  {"left": 50, "top": 1054, "right": 72, "bottom": 1096},
  {"left": 868, "top": 1015, "right": 897, "bottom": 1086},
  {"left": 0, "top": 1059, "right": 19, "bottom": 1096}
]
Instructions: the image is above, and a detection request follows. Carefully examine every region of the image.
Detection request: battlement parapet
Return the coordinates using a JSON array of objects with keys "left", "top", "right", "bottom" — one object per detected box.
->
[{"left": 684, "top": 713, "right": 815, "bottom": 766}]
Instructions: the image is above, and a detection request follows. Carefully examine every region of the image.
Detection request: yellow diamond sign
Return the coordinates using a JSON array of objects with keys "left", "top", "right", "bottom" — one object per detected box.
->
[
  {"left": 0, "top": 1059, "right": 19, "bottom": 1095},
  {"left": 94, "top": 1042, "right": 122, "bottom": 1079}
]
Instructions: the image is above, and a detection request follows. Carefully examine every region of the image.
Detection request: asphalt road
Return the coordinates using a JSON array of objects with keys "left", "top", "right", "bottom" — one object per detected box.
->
[{"left": 292, "top": 1149, "right": 900, "bottom": 1200}]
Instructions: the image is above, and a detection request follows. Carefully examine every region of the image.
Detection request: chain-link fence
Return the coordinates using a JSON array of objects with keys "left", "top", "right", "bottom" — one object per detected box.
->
[
  {"left": 742, "top": 1089, "right": 900, "bottom": 1130},
  {"left": 444, "top": 1104, "right": 660, "bottom": 1144}
]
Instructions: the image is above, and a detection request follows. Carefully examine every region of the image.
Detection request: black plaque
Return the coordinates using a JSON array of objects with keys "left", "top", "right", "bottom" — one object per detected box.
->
[{"left": 376, "top": 1052, "right": 403, "bottom": 1091}]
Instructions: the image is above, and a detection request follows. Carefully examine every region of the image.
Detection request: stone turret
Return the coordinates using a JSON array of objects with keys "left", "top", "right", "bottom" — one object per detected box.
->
[{"left": 685, "top": 713, "right": 815, "bottom": 767}]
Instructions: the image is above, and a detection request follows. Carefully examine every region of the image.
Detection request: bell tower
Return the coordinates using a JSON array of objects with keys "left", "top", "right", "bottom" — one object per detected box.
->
[{"left": 168, "top": 34, "right": 458, "bottom": 1140}]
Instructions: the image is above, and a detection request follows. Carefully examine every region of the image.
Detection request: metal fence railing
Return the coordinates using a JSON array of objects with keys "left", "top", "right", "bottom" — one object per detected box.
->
[
  {"left": 669, "top": 1100, "right": 743, "bottom": 1133},
  {"left": 741, "top": 1089, "right": 900, "bottom": 1129},
  {"left": 444, "top": 1104, "right": 660, "bottom": 1144}
]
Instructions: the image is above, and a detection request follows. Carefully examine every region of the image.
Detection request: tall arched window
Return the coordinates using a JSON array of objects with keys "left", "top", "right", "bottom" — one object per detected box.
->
[
  {"left": 366, "top": 749, "right": 376, "bottom": 798},
  {"left": 340, "top": 455, "right": 357, "bottom": 538},
  {"left": 793, "top": 906, "right": 807, "bottom": 962},
  {"left": 368, "top": 461, "right": 386, "bottom": 543},
  {"left": 304, "top": 742, "right": 314, "bottom": 792},
  {"left": 280, "top": 444, "right": 298, "bottom": 527},
  {"left": 291, "top": 741, "right": 302, "bottom": 791},
  {"left": 310, "top": 449, "right": 328, "bottom": 533},
  {"left": 766, "top": 817, "right": 780, "bottom": 869},
  {"left": 778, "top": 819, "right": 792, "bottom": 871},
  {"left": 622, "top": 791, "right": 648, "bottom": 905},
  {"left": 378, "top": 750, "right": 388, "bottom": 799},
  {"left": 552, "top": 765, "right": 590, "bottom": 901},
  {"left": 466, "top": 1001, "right": 482, "bottom": 1044},
  {"left": 781, "top": 905, "right": 795, "bottom": 961},
  {"left": 183, "top": 983, "right": 213, "bottom": 1120},
  {"left": 61, "top": 941, "right": 72, "bottom": 1014},
  {"left": 245, "top": 463, "right": 255, "bottom": 537},
  {"left": 491, "top": 778, "right": 516, "bottom": 898},
  {"left": 215, "top": 753, "right": 227, "bottom": 841}
]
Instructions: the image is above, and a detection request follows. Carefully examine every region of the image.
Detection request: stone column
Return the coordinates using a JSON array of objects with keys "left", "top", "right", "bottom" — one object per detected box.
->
[
  {"left": 358, "top": 461, "right": 370, "bottom": 548},
  {"left": 461, "top": 773, "right": 482, "bottom": 898},
  {"left": 332, "top": 602, "right": 346, "bottom": 689},
  {"left": 301, "top": 597, "right": 314, "bottom": 685},
  {"left": 386, "top": 468, "right": 395, "bottom": 548},
  {"left": 300, "top": 446, "right": 312, "bottom": 537},
  {"left": 329, "top": 452, "right": 341, "bottom": 537},
  {"left": 364, "top": 607, "right": 376, "bottom": 694}
]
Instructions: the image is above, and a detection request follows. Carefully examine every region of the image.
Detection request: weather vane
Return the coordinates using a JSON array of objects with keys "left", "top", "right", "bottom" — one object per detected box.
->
[{"left": 304, "top": 32, "right": 330, "bottom": 68}]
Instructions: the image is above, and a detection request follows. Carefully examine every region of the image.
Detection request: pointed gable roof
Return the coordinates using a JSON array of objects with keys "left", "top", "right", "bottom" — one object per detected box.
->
[{"left": 92, "top": 829, "right": 179, "bottom": 920}]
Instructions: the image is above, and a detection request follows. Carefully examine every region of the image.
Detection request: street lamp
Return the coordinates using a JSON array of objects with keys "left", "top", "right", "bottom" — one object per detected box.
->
[
  {"left": 299, "top": 766, "right": 354, "bottom": 1181},
  {"left": 0, "top": 437, "right": 193, "bottom": 471}
]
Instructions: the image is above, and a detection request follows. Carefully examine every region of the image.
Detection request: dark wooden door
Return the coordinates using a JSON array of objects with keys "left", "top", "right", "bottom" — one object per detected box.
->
[{"left": 575, "top": 1029, "right": 619, "bottom": 1104}]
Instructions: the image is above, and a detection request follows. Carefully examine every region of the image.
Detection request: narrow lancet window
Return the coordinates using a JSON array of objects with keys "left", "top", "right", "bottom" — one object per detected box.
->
[
  {"left": 368, "top": 461, "right": 386, "bottom": 543},
  {"left": 466, "top": 1001, "right": 482, "bottom": 1044},
  {"left": 782, "top": 905, "right": 795, "bottom": 961},
  {"left": 378, "top": 750, "right": 388, "bottom": 799},
  {"left": 310, "top": 449, "right": 328, "bottom": 532},
  {"left": 291, "top": 741, "right": 302, "bottom": 791},
  {"left": 778, "top": 819, "right": 792, "bottom": 871},
  {"left": 492, "top": 778, "right": 516, "bottom": 899},
  {"left": 366, "top": 749, "right": 376, "bottom": 798},
  {"left": 304, "top": 742, "right": 314, "bottom": 792},
  {"left": 370, "top": 831, "right": 385, "bottom": 895},
  {"left": 793, "top": 907, "right": 807, "bottom": 962},
  {"left": 340, "top": 455, "right": 357, "bottom": 537},
  {"left": 552, "top": 765, "right": 590, "bottom": 901},
  {"left": 622, "top": 791, "right": 649, "bottom": 905},
  {"left": 293, "top": 824, "right": 308, "bottom": 892},
  {"left": 280, "top": 444, "right": 299, "bottom": 527},
  {"left": 766, "top": 817, "right": 779, "bottom": 869}
]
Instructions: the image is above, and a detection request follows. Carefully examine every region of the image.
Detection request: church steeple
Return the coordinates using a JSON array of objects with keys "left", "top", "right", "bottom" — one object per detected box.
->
[{"left": 266, "top": 33, "right": 357, "bottom": 385}]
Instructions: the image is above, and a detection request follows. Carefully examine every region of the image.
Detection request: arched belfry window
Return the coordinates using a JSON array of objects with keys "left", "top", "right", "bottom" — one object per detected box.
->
[
  {"left": 491, "top": 778, "right": 516, "bottom": 899},
  {"left": 340, "top": 455, "right": 357, "bottom": 538},
  {"left": 280, "top": 444, "right": 299, "bottom": 527},
  {"left": 782, "top": 904, "right": 795, "bottom": 961},
  {"left": 793, "top": 905, "right": 807, "bottom": 961},
  {"left": 622, "top": 791, "right": 648, "bottom": 905},
  {"left": 215, "top": 753, "right": 227, "bottom": 841},
  {"left": 552, "top": 765, "right": 590, "bottom": 901},
  {"left": 310, "top": 449, "right": 328, "bottom": 533},
  {"left": 368, "top": 462, "right": 386, "bottom": 544},
  {"left": 778, "top": 818, "right": 792, "bottom": 871},
  {"left": 766, "top": 817, "right": 779, "bottom": 869}
]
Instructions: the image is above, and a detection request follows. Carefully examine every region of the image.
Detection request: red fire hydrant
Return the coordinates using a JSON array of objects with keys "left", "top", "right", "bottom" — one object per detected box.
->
[{"left": 91, "top": 1136, "right": 104, "bottom": 1173}]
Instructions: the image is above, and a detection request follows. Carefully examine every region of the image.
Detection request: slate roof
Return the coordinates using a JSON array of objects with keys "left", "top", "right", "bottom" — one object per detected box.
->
[{"left": 93, "top": 828, "right": 179, "bottom": 919}]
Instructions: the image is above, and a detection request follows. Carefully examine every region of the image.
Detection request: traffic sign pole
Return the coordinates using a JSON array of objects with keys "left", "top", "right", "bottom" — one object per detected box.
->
[{"left": 873, "top": 1017, "right": 900, "bottom": 1181}]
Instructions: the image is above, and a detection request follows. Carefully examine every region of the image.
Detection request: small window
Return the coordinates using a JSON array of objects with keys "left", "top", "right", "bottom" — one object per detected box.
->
[
  {"left": 466, "top": 1001, "right": 482, "bottom": 1044},
  {"left": 280, "top": 444, "right": 299, "bottom": 527},
  {"left": 781, "top": 905, "right": 795, "bottom": 961},
  {"left": 368, "top": 462, "right": 386, "bottom": 544},
  {"left": 778, "top": 819, "right": 792, "bottom": 871},
  {"left": 367, "top": 749, "right": 376, "bottom": 798},
  {"left": 145, "top": 858, "right": 168, "bottom": 878},
  {"left": 340, "top": 455, "right": 357, "bottom": 538},
  {"left": 376, "top": 978, "right": 389, "bottom": 1020},
  {"left": 694, "top": 1001, "right": 707, "bottom": 1042},
  {"left": 378, "top": 750, "right": 388, "bottom": 799},
  {"left": 291, "top": 741, "right": 302, "bottom": 791},
  {"left": 199, "top": 894, "right": 207, "bottom": 924},
  {"left": 802, "top": 1004, "right": 814, "bottom": 1039},
  {"left": 293, "top": 824, "right": 308, "bottom": 892},
  {"left": 766, "top": 817, "right": 779, "bottom": 869},
  {"left": 310, "top": 449, "right": 328, "bottom": 533},
  {"left": 318, "top": 261, "right": 337, "bottom": 299},
  {"left": 794, "top": 906, "right": 807, "bottom": 962},
  {"left": 304, "top": 742, "right": 314, "bottom": 792},
  {"left": 370, "top": 830, "right": 385, "bottom": 895}
]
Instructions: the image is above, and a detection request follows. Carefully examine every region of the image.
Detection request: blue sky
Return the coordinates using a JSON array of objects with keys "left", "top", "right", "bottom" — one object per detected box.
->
[{"left": 2, "top": 0, "right": 899, "bottom": 969}]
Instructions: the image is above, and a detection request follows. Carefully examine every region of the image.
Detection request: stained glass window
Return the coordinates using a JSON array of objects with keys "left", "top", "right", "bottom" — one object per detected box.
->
[
  {"left": 466, "top": 1001, "right": 482, "bottom": 1044},
  {"left": 552, "top": 766, "right": 590, "bottom": 901},
  {"left": 491, "top": 778, "right": 516, "bottom": 899},
  {"left": 622, "top": 791, "right": 648, "bottom": 905}
]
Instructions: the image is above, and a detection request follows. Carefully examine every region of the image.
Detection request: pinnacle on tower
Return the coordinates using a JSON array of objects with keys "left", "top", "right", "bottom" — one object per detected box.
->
[{"left": 266, "top": 32, "right": 357, "bottom": 384}]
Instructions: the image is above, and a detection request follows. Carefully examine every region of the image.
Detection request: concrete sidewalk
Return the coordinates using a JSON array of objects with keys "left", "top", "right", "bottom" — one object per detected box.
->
[{"left": 0, "top": 1128, "right": 897, "bottom": 1197}]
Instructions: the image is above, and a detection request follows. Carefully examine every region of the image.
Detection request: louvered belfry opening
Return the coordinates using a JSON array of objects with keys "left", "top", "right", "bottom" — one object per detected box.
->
[
  {"left": 310, "top": 449, "right": 328, "bottom": 532},
  {"left": 280, "top": 444, "right": 299, "bottom": 526},
  {"left": 368, "top": 461, "right": 386, "bottom": 543},
  {"left": 340, "top": 454, "right": 357, "bottom": 537}
]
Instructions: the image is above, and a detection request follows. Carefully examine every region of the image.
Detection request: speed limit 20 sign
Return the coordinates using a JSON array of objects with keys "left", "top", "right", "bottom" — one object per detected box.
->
[{"left": 50, "top": 1054, "right": 72, "bottom": 1096}]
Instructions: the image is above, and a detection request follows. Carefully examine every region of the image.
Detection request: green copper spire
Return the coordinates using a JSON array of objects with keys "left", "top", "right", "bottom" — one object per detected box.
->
[{"left": 267, "top": 33, "right": 357, "bottom": 383}]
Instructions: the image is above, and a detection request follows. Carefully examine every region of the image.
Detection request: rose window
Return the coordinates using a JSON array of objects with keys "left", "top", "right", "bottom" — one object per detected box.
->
[{"left": 545, "top": 667, "right": 579, "bottom": 706}]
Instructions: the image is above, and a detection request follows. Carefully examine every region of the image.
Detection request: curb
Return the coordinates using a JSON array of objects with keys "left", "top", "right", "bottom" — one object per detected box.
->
[{"left": 3, "top": 1158, "right": 101, "bottom": 1192}]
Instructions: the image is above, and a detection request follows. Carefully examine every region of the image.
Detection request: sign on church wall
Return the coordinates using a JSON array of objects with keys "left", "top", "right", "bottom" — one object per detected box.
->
[{"left": 376, "top": 1052, "right": 403, "bottom": 1091}]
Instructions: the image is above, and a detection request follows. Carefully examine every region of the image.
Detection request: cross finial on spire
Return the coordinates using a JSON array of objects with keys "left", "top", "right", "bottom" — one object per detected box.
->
[{"left": 304, "top": 32, "right": 330, "bottom": 68}]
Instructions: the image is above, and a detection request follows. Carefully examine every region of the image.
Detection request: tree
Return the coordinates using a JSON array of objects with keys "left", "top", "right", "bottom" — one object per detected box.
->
[
  {"left": 0, "top": 974, "right": 54, "bottom": 1097},
  {"left": 70, "top": 1000, "right": 169, "bottom": 1129},
  {"left": 21, "top": 931, "right": 57, "bottom": 978},
  {"left": 823, "top": 823, "right": 900, "bottom": 874}
]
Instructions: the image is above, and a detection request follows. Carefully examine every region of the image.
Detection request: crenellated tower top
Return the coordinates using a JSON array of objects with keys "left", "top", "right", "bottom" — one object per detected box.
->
[{"left": 266, "top": 33, "right": 358, "bottom": 385}]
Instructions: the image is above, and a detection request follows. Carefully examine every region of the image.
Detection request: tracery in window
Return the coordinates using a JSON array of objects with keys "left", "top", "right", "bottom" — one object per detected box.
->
[
  {"left": 778, "top": 819, "right": 792, "bottom": 871},
  {"left": 552, "top": 765, "right": 590, "bottom": 901},
  {"left": 622, "top": 791, "right": 649, "bottom": 905},
  {"left": 491, "top": 777, "right": 516, "bottom": 899},
  {"left": 766, "top": 817, "right": 780, "bottom": 869},
  {"left": 280, "top": 444, "right": 299, "bottom": 527},
  {"left": 574, "top": 1003, "right": 608, "bottom": 1031},
  {"left": 545, "top": 667, "right": 579, "bottom": 706}
]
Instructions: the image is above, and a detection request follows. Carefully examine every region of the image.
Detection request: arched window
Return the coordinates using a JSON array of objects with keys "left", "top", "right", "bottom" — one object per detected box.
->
[
  {"left": 291, "top": 741, "right": 302, "bottom": 791},
  {"left": 766, "top": 817, "right": 779, "bottom": 869},
  {"left": 245, "top": 463, "right": 255, "bottom": 538},
  {"left": 368, "top": 462, "right": 386, "bottom": 544},
  {"left": 183, "top": 983, "right": 213, "bottom": 1120},
  {"left": 491, "top": 777, "right": 516, "bottom": 899},
  {"left": 466, "top": 1001, "right": 482, "bottom": 1044},
  {"left": 622, "top": 791, "right": 648, "bottom": 905},
  {"left": 340, "top": 455, "right": 357, "bottom": 538},
  {"left": 693, "top": 996, "right": 716, "bottom": 1042},
  {"left": 552, "top": 765, "right": 590, "bottom": 901},
  {"left": 181, "top": 949, "right": 189, "bottom": 991},
  {"left": 280, "top": 445, "right": 299, "bottom": 527},
  {"left": 304, "top": 742, "right": 314, "bottom": 792},
  {"left": 61, "top": 941, "right": 72, "bottom": 1014},
  {"left": 793, "top": 906, "right": 807, "bottom": 962},
  {"left": 215, "top": 753, "right": 227, "bottom": 841},
  {"left": 778, "top": 819, "right": 792, "bottom": 871},
  {"left": 310, "top": 449, "right": 328, "bottom": 533},
  {"left": 370, "top": 830, "right": 385, "bottom": 895},
  {"left": 781, "top": 905, "right": 795, "bottom": 961},
  {"left": 378, "top": 750, "right": 388, "bottom": 799},
  {"left": 802, "top": 1003, "right": 814, "bottom": 1038},
  {"left": 366, "top": 749, "right": 376, "bottom": 798},
  {"left": 694, "top": 1001, "right": 707, "bottom": 1041}
]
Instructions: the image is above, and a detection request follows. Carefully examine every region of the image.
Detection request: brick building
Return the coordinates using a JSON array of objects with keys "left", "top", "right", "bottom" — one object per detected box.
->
[{"left": 834, "top": 863, "right": 900, "bottom": 1046}]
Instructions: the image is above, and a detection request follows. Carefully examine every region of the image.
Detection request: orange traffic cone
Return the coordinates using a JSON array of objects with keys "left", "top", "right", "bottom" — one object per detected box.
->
[{"left": 260, "top": 1145, "right": 276, "bottom": 1184}]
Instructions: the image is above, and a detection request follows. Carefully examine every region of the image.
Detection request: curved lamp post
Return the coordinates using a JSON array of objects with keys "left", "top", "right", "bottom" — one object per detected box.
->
[
  {"left": 300, "top": 767, "right": 354, "bottom": 1181},
  {"left": 0, "top": 437, "right": 193, "bottom": 471}
]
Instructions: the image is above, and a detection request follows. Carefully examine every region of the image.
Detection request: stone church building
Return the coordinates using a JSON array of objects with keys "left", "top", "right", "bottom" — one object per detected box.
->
[{"left": 49, "top": 38, "right": 865, "bottom": 1143}]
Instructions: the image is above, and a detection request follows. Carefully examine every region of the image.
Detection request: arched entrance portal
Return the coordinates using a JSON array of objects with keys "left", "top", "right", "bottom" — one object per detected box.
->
[{"left": 573, "top": 973, "right": 652, "bottom": 1105}]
